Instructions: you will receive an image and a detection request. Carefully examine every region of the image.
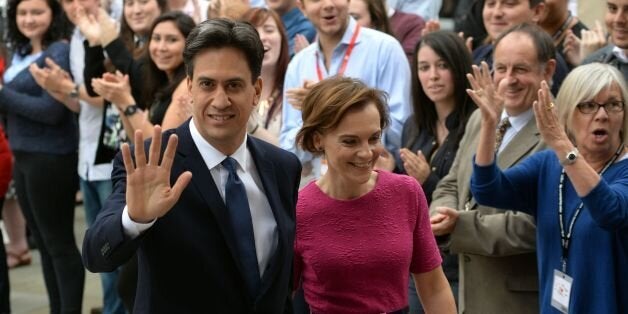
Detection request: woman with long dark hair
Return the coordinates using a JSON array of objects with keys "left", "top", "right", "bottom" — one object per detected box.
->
[
  {"left": 400, "top": 30, "right": 476, "bottom": 313},
  {"left": 91, "top": 11, "right": 195, "bottom": 138},
  {"left": 0, "top": 0, "right": 83, "bottom": 312}
]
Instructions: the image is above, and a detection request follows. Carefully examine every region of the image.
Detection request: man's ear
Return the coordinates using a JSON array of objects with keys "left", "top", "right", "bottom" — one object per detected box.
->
[
  {"left": 253, "top": 77, "right": 262, "bottom": 106},
  {"left": 544, "top": 59, "right": 556, "bottom": 81},
  {"left": 530, "top": 2, "right": 546, "bottom": 24},
  {"left": 187, "top": 76, "right": 193, "bottom": 93}
]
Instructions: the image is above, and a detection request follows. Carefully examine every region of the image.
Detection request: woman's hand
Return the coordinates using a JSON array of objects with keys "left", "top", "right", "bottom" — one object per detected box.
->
[
  {"left": 532, "top": 81, "right": 572, "bottom": 152},
  {"left": 294, "top": 34, "right": 310, "bottom": 54},
  {"left": 400, "top": 148, "right": 430, "bottom": 184},
  {"left": 286, "top": 79, "right": 315, "bottom": 110},
  {"left": 421, "top": 20, "right": 441, "bottom": 36},
  {"left": 98, "top": 9, "right": 119, "bottom": 47},
  {"left": 466, "top": 61, "right": 504, "bottom": 126},
  {"left": 76, "top": 6, "right": 101, "bottom": 46},
  {"left": 92, "top": 71, "right": 135, "bottom": 109},
  {"left": 374, "top": 149, "right": 396, "bottom": 172}
]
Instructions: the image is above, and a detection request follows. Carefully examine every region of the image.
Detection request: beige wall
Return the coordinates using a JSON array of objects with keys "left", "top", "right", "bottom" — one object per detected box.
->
[{"left": 577, "top": 0, "right": 606, "bottom": 31}]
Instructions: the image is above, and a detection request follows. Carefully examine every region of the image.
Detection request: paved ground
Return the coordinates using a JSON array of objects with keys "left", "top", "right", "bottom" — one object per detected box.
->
[{"left": 9, "top": 205, "right": 103, "bottom": 314}]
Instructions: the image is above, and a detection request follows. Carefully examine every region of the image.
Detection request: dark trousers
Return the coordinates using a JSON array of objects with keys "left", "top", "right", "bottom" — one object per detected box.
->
[
  {"left": 13, "top": 151, "right": 84, "bottom": 314},
  {"left": 0, "top": 198, "right": 10, "bottom": 314}
]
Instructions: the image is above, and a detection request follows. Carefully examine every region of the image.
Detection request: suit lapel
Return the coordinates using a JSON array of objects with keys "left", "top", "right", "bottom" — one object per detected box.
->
[
  {"left": 175, "top": 121, "right": 248, "bottom": 280},
  {"left": 467, "top": 115, "right": 539, "bottom": 209},
  {"left": 247, "top": 138, "right": 286, "bottom": 300},
  {"left": 497, "top": 117, "right": 540, "bottom": 169}
]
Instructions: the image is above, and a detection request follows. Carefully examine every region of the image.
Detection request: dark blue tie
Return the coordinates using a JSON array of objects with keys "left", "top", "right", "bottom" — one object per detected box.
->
[{"left": 221, "top": 157, "right": 261, "bottom": 298}]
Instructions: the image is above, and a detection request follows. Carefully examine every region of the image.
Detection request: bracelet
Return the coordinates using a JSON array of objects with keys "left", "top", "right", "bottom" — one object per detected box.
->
[{"left": 249, "top": 123, "right": 259, "bottom": 134}]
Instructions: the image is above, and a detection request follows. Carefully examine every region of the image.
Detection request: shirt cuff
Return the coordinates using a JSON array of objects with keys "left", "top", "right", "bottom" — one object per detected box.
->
[{"left": 122, "top": 205, "right": 156, "bottom": 239}]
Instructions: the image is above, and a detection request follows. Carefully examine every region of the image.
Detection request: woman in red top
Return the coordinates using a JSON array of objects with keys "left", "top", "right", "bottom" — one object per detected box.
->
[{"left": 0, "top": 125, "right": 12, "bottom": 311}]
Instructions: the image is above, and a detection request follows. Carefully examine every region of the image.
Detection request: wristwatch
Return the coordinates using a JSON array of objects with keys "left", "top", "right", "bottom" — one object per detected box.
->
[
  {"left": 123, "top": 104, "right": 139, "bottom": 117},
  {"left": 560, "top": 147, "right": 579, "bottom": 166},
  {"left": 68, "top": 84, "right": 79, "bottom": 99}
]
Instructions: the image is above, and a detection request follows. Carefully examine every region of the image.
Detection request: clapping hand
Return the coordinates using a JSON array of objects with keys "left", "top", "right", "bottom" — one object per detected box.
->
[
  {"left": 563, "top": 21, "right": 607, "bottom": 66},
  {"left": 98, "top": 9, "right": 119, "bottom": 47},
  {"left": 286, "top": 79, "right": 316, "bottom": 110},
  {"left": 400, "top": 148, "right": 431, "bottom": 184},
  {"left": 92, "top": 71, "right": 135, "bottom": 110},
  {"left": 76, "top": 5, "right": 102, "bottom": 46},
  {"left": 421, "top": 20, "right": 441, "bottom": 36},
  {"left": 374, "top": 149, "right": 396, "bottom": 172},
  {"left": 294, "top": 34, "right": 310, "bottom": 54},
  {"left": 123, "top": 126, "right": 192, "bottom": 223}
]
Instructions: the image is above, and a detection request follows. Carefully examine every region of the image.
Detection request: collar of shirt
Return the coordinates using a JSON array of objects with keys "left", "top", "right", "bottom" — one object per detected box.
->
[
  {"left": 189, "top": 118, "right": 249, "bottom": 172},
  {"left": 612, "top": 46, "right": 628, "bottom": 63},
  {"left": 500, "top": 107, "right": 534, "bottom": 133}
]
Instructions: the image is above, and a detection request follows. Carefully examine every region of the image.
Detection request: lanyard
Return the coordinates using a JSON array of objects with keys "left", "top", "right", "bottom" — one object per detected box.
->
[
  {"left": 557, "top": 144, "right": 624, "bottom": 272},
  {"left": 315, "top": 23, "right": 361, "bottom": 81}
]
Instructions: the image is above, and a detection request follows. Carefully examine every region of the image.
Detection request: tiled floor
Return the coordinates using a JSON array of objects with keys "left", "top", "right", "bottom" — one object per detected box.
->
[{"left": 9, "top": 205, "right": 103, "bottom": 314}]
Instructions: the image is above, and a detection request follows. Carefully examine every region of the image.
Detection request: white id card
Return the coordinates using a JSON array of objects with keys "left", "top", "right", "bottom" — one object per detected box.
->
[{"left": 551, "top": 269, "right": 573, "bottom": 314}]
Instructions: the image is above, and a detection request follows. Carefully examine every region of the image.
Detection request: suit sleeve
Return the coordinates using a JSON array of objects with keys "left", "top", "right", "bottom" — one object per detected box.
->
[
  {"left": 82, "top": 150, "right": 143, "bottom": 272},
  {"left": 450, "top": 153, "right": 545, "bottom": 257}
]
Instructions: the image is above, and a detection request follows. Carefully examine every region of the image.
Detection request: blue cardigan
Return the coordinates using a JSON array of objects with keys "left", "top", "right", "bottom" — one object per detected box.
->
[
  {"left": 0, "top": 41, "right": 78, "bottom": 154},
  {"left": 471, "top": 149, "right": 628, "bottom": 314}
]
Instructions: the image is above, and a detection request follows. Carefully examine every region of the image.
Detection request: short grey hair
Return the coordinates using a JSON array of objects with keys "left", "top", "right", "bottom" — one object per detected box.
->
[{"left": 556, "top": 63, "right": 628, "bottom": 145}]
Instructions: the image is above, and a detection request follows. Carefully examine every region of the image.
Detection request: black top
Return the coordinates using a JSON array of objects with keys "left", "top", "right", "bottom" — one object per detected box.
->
[
  {"left": 83, "top": 38, "right": 146, "bottom": 109},
  {"left": 398, "top": 113, "right": 463, "bottom": 203}
]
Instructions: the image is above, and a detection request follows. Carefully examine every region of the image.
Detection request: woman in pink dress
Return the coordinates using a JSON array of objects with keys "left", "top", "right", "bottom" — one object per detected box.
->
[{"left": 294, "top": 76, "right": 456, "bottom": 314}]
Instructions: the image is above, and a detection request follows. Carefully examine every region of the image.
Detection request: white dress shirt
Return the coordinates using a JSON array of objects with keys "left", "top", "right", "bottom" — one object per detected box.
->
[
  {"left": 122, "top": 119, "right": 278, "bottom": 277},
  {"left": 497, "top": 108, "right": 534, "bottom": 155}
]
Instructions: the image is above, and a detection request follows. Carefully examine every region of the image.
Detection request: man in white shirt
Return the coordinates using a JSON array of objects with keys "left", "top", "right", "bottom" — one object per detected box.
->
[{"left": 82, "top": 18, "right": 302, "bottom": 313}]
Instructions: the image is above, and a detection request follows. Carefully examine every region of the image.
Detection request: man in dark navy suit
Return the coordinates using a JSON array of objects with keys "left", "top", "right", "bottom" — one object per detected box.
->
[{"left": 82, "top": 18, "right": 302, "bottom": 313}]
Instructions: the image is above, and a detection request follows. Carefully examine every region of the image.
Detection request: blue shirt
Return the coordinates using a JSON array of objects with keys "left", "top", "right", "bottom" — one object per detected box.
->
[
  {"left": 281, "top": 7, "right": 317, "bottom": 57},
  {"left": 280, "top": 17, "right": 411, "bottom": 178}
]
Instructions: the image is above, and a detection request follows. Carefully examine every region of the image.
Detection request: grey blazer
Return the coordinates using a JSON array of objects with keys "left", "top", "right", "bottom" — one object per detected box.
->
[{"left": 430, "top": 110, "right": 547, "bottom": 314}]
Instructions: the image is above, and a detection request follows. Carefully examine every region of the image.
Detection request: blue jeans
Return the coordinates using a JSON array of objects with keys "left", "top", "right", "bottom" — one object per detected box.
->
[{"left": 80, "top": 178, "right": 126, "bottom": 314}]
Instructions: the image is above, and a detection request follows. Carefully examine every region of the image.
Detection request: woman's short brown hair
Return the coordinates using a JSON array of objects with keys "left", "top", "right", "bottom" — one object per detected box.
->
[{"left": 296, "top": 76, "right": 390, "bottom": 155}]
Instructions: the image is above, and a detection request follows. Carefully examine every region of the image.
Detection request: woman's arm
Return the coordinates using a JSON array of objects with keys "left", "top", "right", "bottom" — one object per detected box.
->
[
  {"left": 161, "top": 80, "right": 191, "bottom": 130},
  {"left": 0, "top": 42, "right": 72, "bottom": 125},
  {"left": 412, "top": 266, "right": 456, "bottom": 314}
]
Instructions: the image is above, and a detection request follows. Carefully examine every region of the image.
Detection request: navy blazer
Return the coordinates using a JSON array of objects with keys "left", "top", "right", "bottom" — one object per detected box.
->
[{"left": 82, "top": 120, "right": 301, "bottom": 313}]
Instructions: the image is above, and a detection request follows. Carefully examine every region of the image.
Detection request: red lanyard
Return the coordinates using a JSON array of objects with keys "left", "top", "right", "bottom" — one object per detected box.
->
[{"left": 315, "top": 23, "right": 361, "bottom": 81}]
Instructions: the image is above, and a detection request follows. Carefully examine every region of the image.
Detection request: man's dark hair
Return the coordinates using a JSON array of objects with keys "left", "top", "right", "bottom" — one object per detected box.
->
[
  {"left": 493, "top": 22, "right": 555, "bottom": 65},
  {"left": 183, "top": 18, "right": 263, "bottom": 81}
]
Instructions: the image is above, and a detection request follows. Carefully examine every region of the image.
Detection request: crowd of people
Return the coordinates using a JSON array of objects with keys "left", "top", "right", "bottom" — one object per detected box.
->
[{"left": 0, "top": 0, "right": 626, "bottom": 313}]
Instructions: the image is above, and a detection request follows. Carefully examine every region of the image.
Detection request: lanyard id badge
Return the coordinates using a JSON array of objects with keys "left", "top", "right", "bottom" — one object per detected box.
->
[{"left": 551, "top": 269, "right": 573, "bottom": 313}]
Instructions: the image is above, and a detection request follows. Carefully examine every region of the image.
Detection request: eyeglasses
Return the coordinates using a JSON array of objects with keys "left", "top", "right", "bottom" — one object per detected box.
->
[{"left": 576, "top": 101, "right": 625, "bottom": 114}]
